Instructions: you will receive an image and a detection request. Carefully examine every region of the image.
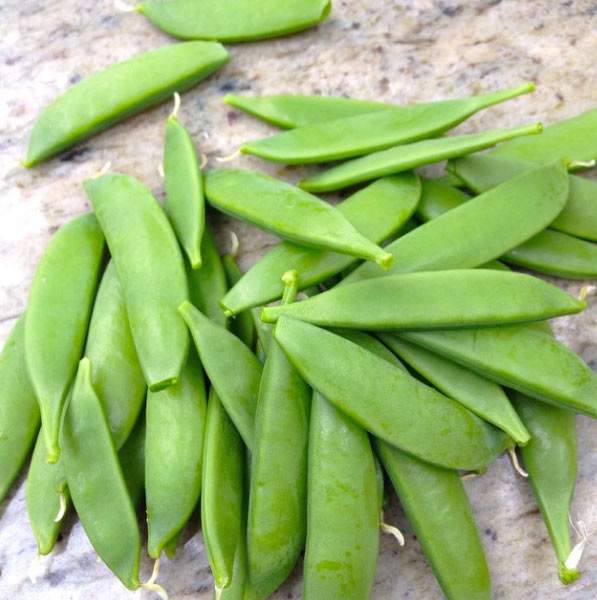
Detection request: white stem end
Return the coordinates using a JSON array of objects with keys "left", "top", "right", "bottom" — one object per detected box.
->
[{"left": 508, "top": 447, "right": 528, "bottom": 478}]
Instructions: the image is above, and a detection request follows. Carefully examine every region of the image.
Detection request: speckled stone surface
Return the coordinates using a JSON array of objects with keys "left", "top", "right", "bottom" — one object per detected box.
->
[{"left": 0, "top": 0, "right": 596, "bottom": 598}]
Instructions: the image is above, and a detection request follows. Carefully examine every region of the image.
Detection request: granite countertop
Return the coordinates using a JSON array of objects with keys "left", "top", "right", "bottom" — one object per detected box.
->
[{"left": 1, "top": 1, "right": 596, "bottom": 598}]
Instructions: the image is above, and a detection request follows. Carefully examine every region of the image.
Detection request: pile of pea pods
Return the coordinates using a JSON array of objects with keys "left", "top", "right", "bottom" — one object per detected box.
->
[{"left": 2, "top": 2, "right": 597, "bottom": 599}]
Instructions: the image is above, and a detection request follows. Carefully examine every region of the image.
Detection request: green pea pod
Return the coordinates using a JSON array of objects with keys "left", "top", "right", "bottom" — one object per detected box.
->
[
  {"left": 400, "top": 325, "right": 597, "bottom": 418},
  {"left": 344, "top": 162, "right": 569, "bottom": 283},
  {"left": 146, "top": 347, "right": 206, "bottom": 558},
  {"left": 25, "top": 213, "right": 105, "bottom": 463},
  {"left": 221, "top": 174, "right": 421, "bottom": 316},
  {"left": 262, "top": 269, "right": 584, "bottom": 328},
  {"left": 299, "top": 123, "right": 542, "bottom": 192},
  {"left": 179, "top": 301, "right": 261, "bottom": 450},
  {"left": 85, "top": 173, "right": 189, "bottom": 392},
  {"left": 0, "top": 316, "right": 40, "bottom": 502},
  {"left": 61, "top": 359, "right": 140, "bottom": 589},
  {"left": 241, "top": 83, "right": 534, "bottom": 164},
  {"left": 448, "top": 154, "right": 597, "bottom": 241},
  {"left": 205, "top": 169, "right": 393, "bottom": 269},
  {"left": 24, "top": 42, "right": 229, "bottom": 166},
  {"left": 119, "top": 413, "right": 147, "bottom": 508},
  {"left": 218, "top": 538, "right": 247, "bottom": 600},
  {"left": 274, "top": 316, "right": 509, "bottom": 471},
  {"left": 164, "top": 108, "right": 205, "bottom": 269}
]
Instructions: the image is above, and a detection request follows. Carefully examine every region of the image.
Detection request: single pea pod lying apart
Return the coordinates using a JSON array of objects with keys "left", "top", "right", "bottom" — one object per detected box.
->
[
  {"left": 24, "top": 42, "right": 228, "bottom": 166},
  {"left": 241, "top": 83, "right": 534, "bottom": 164},
  {"left": 221, "top": 173, "right": 421, "bottom": 316},
  {"left": 138, "top": 0, "right": 331, "bottom": 43},
  {"left": 299, "top": 122, "right": 542, "bottom": 192},
  {"left": 205, "top": 169, "right": 393, "bottom": 269},
  {"left": 25, "top": 213, "right": 105, "bottom": 463},
  {"left": 274, "top": 316, "right": 510, "bottom": 471}
]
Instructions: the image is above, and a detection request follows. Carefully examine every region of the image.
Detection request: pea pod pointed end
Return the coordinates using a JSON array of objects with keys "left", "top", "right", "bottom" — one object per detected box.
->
[
  {"left": 376, "top": 251, "right": 394, "bottom": 270},
  {"left": 260, "top": 307, "right": 277, "bottom": 324},
  {"left": 44, "top": 445, "right": 60, "bottom": 465},
  {"left": 559, "top": 564, "right": 580, "bottom": 585}
]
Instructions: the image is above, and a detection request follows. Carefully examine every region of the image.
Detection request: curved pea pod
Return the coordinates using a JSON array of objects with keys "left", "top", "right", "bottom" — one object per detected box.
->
[
  {"left": 303, "top": 391, "right": 379, "bottom": 600},
  {"left": 146, "top": 347, "right": 206, "bottom": 558},
  {"left": 119, "top": 413, "right": 147, "bottom": 508},
  {"left": 0, "top": 316, "right": 40, "bottom": 502},
  {"left": 221, "top": 174, "right": 421, "bottom": 316},
  {"left": 205, "top": 169, "right": 393, "bottom": 269},
  {"left": 241, "top": 83, "right": 534, "bottom": 164},
  {"left": 510, "top": 392, "right": 579, "bottom": 584},
  {"left": 25, "top": 213, "right": 105, "bottom": 463},
  {"left": 299, "top": 123, "right": 542, "bottom": 192},
  {"left": 222, "top": 254, "right": 257, "bottom": 348},
  {"left": 85, "top": 173, "right": 189, "bottom": 392},
  {"left": 274, "top": 317, "right": 509, "bottom": 471},
  {"left": 24, "top": 42, "right": 229, "bottom": 166},
  {"left": 400, "top": 325, "right": 597, "bottom": 418},
  {"left": 61, "top": 359, "right": 141, "bottom": 589},
  {"left": 344, "top": 162, "right": 569, "bottom": 283},
  {"left": 179, "top": 301, "right": 261, "bottom": 450}
]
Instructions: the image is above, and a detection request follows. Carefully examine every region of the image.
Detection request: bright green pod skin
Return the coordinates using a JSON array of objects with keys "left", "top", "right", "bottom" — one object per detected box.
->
[
  {"left": 241, "top": 83, "right": 534, "bottom": 164},
  {"left": 179, "top": 301, "right": 261, "bottom": 450},
  {"left": 217, "top": 538, "right": 247, "bottom": 600},
  {"left": 220, "top": 173, "right": 421, "bottom": 316},
  {"left": 146, "top": 347, "right": 206, "bottom": 558},
  {"left": 262, "top": 269, "right": 584, "bottom": 328},
  {"left": 345, "top": 162, "right": 569, "bottom": 283},
  {"left": 24, "top": 42, "right": 229, "bottom": 166},
  {"left": 205, "top": 169, "right": 393, "bottom": 269},
  {"left": 448, "top": 154, "right": 597, "bottom": 241},
  {"left": 138, "top": 0, "right": 330, "bottom": 43},
  {"left": 0, "top": 316, "right": 40, "bottom": 502},
  {"left": 85, "top": 173, "right": 189, "bottom": 392},
  {"left": 25, "top": 213, "right": 105, "bottom": 463},
  {"left": 274, "top": 317, "right": 509, "bottom": 471},
  {"left": 164, "top": 113, "right": 205, "bottom": 269},
  {"left": 61, "top": 359, "right": 141, "bottom": 590},
  {"left": 299, "top": 123, "right": 542, "bottom": 192},
  {"left": 119, "top": 413, "right": 147, "bottom": 509}
]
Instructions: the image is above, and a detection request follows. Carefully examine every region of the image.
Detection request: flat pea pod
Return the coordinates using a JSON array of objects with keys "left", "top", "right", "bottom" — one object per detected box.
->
[
  {"left": 344, "top": 162, "right": 569, "bottom": 284},
  {"left": 299, "top": 122, "right": 542, "bottom": 192},
  {"left": 220, "top": 173, "right": 421, "bottom": 316},
  {"left": 119, "top": 413, "right": 147, "bottom": 508},
  {"left": 205, "top": 169, "right": 393, "bottom": 269},
  {"left": 179, "top": 301, "right": 261, "bottom": 450},
  {"left": 274, "top": 316, "right": 509, "bottom": 471},
  {"left": 146, "top": 347, "right": 206, "bottom": 558},
  {"left": 400, "top": 325, "right": 597, "bottom": 418},
  {"left": 138, "top": 0, "right": 331, "bottom": 43},
  {"left": 25, "top": 213, "right": 105, "bottom": 463},
  {"left": 262, "top": 269, "right": 584, "bottom": 328},
  {"left": 164, "top": 104, "right": 205, "bottom": 269},
  {"left": 24, "top": 42, "right": 229, "bottom": 166},
  {"left": 85, "top": 173, "right": 189, "bottom": 392},
  {"left": 0, "top": 316, "right": 40, "bottom": 502},
  {"left": 61, "top": 358, "right": 140, "bottom": 589},
  {"left": 241, "top": 83, "right": 534, "bottom": 164},
  {"left": 380, "top": 334, "right": 530, "bottom": 445}
]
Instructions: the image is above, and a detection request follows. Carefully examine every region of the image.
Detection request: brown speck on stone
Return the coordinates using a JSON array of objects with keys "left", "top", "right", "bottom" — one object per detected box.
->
[
  {"left": 379, "top": 77, "right": 390, "bottom": 94},
  {"left": 373, "top": 45, "right": 384, "bottom": 54},
  {"left": 226, "top": 111, "right": 240, "bottom": 125}
]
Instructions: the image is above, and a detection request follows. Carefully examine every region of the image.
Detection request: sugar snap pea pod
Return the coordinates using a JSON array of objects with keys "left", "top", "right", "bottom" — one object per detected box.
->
[
  {"left": 146, "top": 347, "right": 206, "bottom": 558},
  {"left": 86, "top": 173, "right": 189, "bottom": 392},
  {"left": 205, "top": 169, "right": 394, "bottom": 269},
  {"left": 400, "top": 325, "right": 597, "bottom": 417},
  {"left": 119, "top": 413, "right": 146, "bottom": 508},
  {"left": 24, "top": 42, "right": 229, "bottom": 166},
  {"left": 344, "top": 162, "right": 569, "bottom": 283},
  {"left": 300, "top": 123, "right": 542, "bottom": 192},
  {"left": 0, "top": 316, "right": 40, "bottom": 502},
  {"left": 241, "top": 83, "right": 534, "bottom": 164},
  {"left": 138, "top": 0, "right": 331, "bottom": 43},
  {"left": 262, "top": 269, "right": 585, "bottom": 328},
  {"left": 61, "top": 359, "right": 140, "bottom": 589},
  {"left": 274, "top": 317, "right": 509, "bottom": 470},
  {"left": 218, "top": 538, "right": 247, "bottom": 600},
  {"left": 221, "top": 174, "right": 420, "bottom": 316},
  {"left": 179, "top": 301, "right": 261, "bottom": 450},
  {"left": 25, "top": 213, "right": 105, "bottom": 463}
]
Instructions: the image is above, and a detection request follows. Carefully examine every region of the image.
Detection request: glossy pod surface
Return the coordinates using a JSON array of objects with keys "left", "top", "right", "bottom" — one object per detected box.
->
[
  {"left": 221, "top": 173, "right": 421, "bottom": 315},
  {"left": 24, "top": 42, "right": 228, "bottom": 166},
  {"left": 86, "top": 173, "right": 189, "bottom": 392},
  {"left": 205, "top": 169, "right": 393, "bottom": 269},
  {"left": 222, "top": 254, "right": 257, "bottom": 348},
  {"left": 25, "top": 213, "right": 105, "bottom": 463}
]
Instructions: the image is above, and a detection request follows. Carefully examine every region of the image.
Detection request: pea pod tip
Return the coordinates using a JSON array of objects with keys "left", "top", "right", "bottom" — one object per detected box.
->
[{"left": 148, "top": 376, "right": 179, "bottom": 393}]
